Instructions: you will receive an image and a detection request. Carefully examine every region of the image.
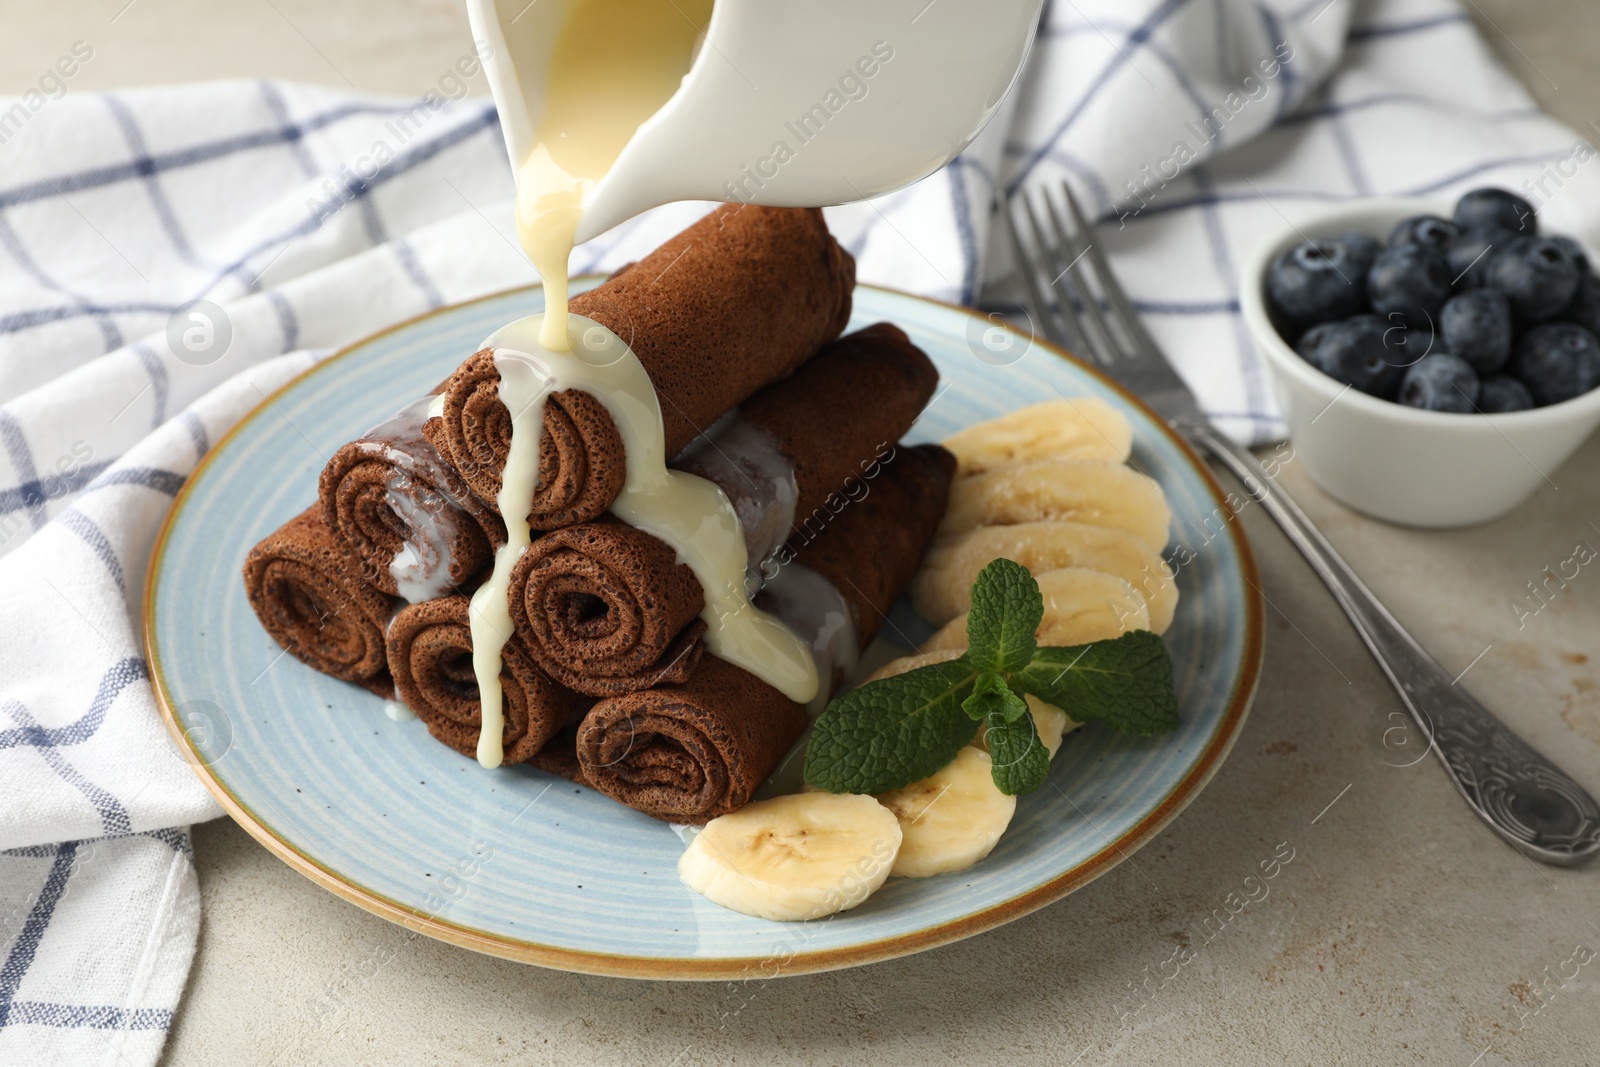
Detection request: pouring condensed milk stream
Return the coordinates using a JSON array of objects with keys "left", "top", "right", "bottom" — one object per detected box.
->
[
  {"left": 514, "top": 0, "right": 711, "bottom": 350},
  {"left": 467, "top": 0, "right": 817, "bottom": 768},
  {"left": 459, "top": 0, "right": 1045, "bottom": 766}
]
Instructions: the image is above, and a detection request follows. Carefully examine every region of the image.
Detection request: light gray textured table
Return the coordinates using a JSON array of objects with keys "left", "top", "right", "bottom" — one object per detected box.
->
[{"left": 5, "top": 2, "right": 1597, "bottom": 1063}]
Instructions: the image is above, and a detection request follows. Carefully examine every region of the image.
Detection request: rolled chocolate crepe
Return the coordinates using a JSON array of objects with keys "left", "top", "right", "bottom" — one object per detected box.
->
[
  {"left": 242, "top": 507, "right": 397, "bottom": 696},
  {"left": 318, "top": 396, "right": 505, "bottom": 602},
  {"left": 572, "top": 656, "right": 804, "bottom": 822},
  {"left": 776, "top": 443, "right": 960, "bottom": 650},
  {"left": 676, "top": 322, "right": 938, "bottom": 559},
  {"left": 528, "top": 724, "right": 586, "bottom": 784},
  {"left": 506, "top": 518, "right": 707, "bottom": 697},
  {"left": 386, "top": 596, "right": 589, "bottom": 765},
  {"left": 507, "top": 325, "right": 937, "bottom": 697},
  {"left": 425, "top": 205, "right": 855, "bottom": 528},
  {"left": 573, "top": 443, "right": 958, "bottom": 823}
]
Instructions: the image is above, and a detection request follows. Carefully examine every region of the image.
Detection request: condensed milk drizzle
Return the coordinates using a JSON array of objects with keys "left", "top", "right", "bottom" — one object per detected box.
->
[
  {"left": 675, "top": 416, "right": 800, "bottom": 586},
  {"left": 470, "top": 0, "right": 822, "bottom": 768},
  {"left": 468, "top": 318, "right": 821, "bottom": 767},
  {"left": 355, "top": 397, "right": 469, "bottom": 604},
  {"left": 514, "top": 0, "right": 712, "bottom": 351}
]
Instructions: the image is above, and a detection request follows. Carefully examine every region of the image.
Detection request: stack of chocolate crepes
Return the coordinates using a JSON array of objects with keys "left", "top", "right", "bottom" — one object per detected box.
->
[{"left": 242, "top": 206, "right": 956, "bottom": 823}]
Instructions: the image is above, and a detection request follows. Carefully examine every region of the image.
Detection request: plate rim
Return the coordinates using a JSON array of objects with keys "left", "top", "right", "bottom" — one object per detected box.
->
[{"left": 144, "top": 281, "right": 1266, "bottom": 980}]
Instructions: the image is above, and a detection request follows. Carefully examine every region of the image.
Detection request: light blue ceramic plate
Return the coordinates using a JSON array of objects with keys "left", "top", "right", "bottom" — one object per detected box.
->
[{"left": 147, "top": 283, "right": 1263, "bottom": 978}]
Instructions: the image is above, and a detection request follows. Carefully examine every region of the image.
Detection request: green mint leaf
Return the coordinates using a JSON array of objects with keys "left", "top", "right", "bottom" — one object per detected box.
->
[
  {"left": 962, "top": 673, "right": 1029, "bottom": 724},
  {"left": 1010, "top": 631, "right": 1178, "bottom": 735},
  {"left": 984, "top": 708, "right": 1050, "bottom": 795},
  {"left": 961, "top": 672, "right": 1014, "bottom": 721},
  {"left": 804, "top": 658, "right": 981, "bottom": 794},
  {"left": 993, "top": 683, "right": 1030, "bottom": 724},
  {"left": 965, "top": 558, "right": 1043, "bottom": 674}
]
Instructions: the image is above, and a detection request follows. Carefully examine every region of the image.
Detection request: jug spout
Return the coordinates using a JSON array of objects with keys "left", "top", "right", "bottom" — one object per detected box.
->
[
  {"left": 465, "top": 0, "right": 557, "bottom": 177},
  {"left": 469, "top": 0, "right": 1044, "bottom": 244}
]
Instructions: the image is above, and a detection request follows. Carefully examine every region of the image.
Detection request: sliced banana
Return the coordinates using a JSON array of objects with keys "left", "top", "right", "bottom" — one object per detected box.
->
[
  {"left": 1035, "top": 567, "right": 1153, "bottom": 642},
  {"left": 912, "top": 521, "right": 1177, "bottom": 632},
  {"left": 974, "top": 698, "right": 1074, "bottom": 759},
  {"left": 921, "top": 567, "right": 1153, "bottom": 657},
  {"left": 943, "top": 398, "right": 1131, "bottom": 476},
  {"left": 876, "top": 747, "right": 1016, "bottom": 878},
  {"left": 678, "top": 793, "right": 902, "bottom": 921},
  {"left": 940, "top": 458, "right": 1172, "bottom": 552},
  {"left": 865, "top": 647, "right": 966, "bottom": 683}
]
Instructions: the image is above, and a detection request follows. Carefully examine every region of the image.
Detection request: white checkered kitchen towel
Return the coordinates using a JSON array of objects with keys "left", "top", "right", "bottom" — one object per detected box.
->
[{"left": 2, "top": 0, "right": 1597, "bottom": 1062}]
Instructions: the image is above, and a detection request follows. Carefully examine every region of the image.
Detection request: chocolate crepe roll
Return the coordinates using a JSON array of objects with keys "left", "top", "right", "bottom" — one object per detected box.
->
[
  {"left": 676, "top": 322, "right": 938, "bottom": 561},
  {"left": 386, "top": 596, "right": 589, "bottom": 765},
  {"left": 242, "top": 507, "right": 397, "bottom": 696},
  {"left": 574, "top": 443, "right": 958, "bottom": 823},
  {"left": 779, "top": 443, "right": 959, "bottom": 650},
  {"left": 528, "top": 724, "right": 587, "bottom": 785},
  {"left": 318, "top": 397, "right": 505, "bottom": 602},
  {"left": 507, "top": 326, "right": 937, "bottom": 696},
  {"left": 426, "top": 205, "right": 855, "bottom": 528},
  {"left": 506, "top": 518, "right": 707, "bottom": 697},
  {"left": 574, "top": 655, "right": 807, "bottom": 823}
]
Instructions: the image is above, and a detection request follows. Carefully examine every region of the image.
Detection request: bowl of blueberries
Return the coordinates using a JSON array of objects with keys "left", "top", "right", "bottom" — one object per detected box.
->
[{"left": 1241, "top": 187, "right": 1600, "bottom": 527}]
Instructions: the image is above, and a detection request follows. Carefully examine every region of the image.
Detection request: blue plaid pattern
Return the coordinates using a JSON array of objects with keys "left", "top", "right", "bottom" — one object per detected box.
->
[
  {"left": 0, "top": 831, "right": 195, "bottom": 1064},
  {"left": 0, "top": 72, "right": 529, "bottom": 1065},
  {"left": 0, "top": 1, "right": 1593, "bottom": 1062}
]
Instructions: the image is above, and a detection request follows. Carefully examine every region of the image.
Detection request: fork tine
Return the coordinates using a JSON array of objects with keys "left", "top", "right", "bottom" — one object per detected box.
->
[
  {"left": 1000, "top": 193, "right": 1075, "bottom": 353},
  {"left": 1049, "top": 264, "right": 1102, "bottom": 367},
  {"left": 1024, "top": 191, "right": 1113, "bottom": 368},
  {"left": 1014, "top": 191, "right": 1095, "bottom": 360},
  {"left": 1040, "top": 186, "right": 1122, "bottom": 367},
  {"left": 1059, "top": 182, "right": 1165, "bottom": 364},
  {"left": 1028, "top": 219, "right": 1106, "bottom": 368}
]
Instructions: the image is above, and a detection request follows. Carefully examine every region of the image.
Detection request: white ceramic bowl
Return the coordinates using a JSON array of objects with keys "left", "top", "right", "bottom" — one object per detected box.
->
[{"left": 1240, "top": 197, "right": 1600, "bottom": 527}]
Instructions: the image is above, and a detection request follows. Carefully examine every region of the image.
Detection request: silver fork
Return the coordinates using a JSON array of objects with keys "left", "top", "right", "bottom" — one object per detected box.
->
[{"left": 1003, "top": 181, "right": 1600, "bottom": 867}]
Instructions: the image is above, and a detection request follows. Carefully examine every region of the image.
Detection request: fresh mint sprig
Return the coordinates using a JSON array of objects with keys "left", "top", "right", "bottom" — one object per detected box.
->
[
  {"left": 803, "top": 558, "right": 1178, "bottom": 797},
  {"left": 965, "top": 555, "right": 1043, "bottom": 674}
]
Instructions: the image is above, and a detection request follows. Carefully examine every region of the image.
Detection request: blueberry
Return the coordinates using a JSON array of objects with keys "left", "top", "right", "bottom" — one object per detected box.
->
[
  {"left": 1488, "top": 236, "right": 1582, "bottom": 321},
  {"left": 1267, "top": 236, "right": 1370, "bottom": 326},
  {"left": 1368, "top": 244, "right": 1452, "bottom": 327},
  {"left": 1447, "top": 227, "right": 1514, "bottom": 290},
  {"left": 1399, "top": 354, "right": 1479, "bottom": 413},
  {"left": 1438, "top": 288, "right": 1512, "bottom": 373},
  {"left": 1551, "top": 234, "right": 1589, "bottom": 275},
  {"left": 1563, "top": 272, "right": 1600, "bottom": 336},
  {"left": 1513, "top": 322, "right": 1600, "bottom": 405},
  {"left": 1298, "top": 321, "right": 1333, "bottom": 350},
  {"left": 1478, "top": 374, "right": 1534, "bottom": 413},
  {"left": 1453, "top": 187, "right": 1536, "bottom": 236},
  {"left": 1296, "top": 314, "right": 1407, "bottom": 398},
  {"left": 1380, "top": 319, "right": 1437, "bottom": 369},
  {"left": 1389, "top": 215, "right": 1460, "bottom": 256},
  {"left": 1338, "top": 231, "right": 1381, "bottom": 279}
]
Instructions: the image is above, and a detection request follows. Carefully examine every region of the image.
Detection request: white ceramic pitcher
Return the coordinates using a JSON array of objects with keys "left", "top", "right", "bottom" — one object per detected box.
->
[{"left": 467, "top": 0, "right": 1044, "bottom": 244}]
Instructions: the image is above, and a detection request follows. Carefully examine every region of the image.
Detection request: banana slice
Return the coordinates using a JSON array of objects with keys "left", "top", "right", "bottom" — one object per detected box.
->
[
  {"left": 940, "top": 458, "right": 1172, "bottom": 551},
  {"left": 912, "top": 521, "right": 1177, "bottom": 632},
  {"left": 678, "top": 793, "right": 902, "bottom": 921},
  {"left": 865, "top": 647, "right": 966, "bottom": 683},
  {"left": 921, "top": 567, "right": 1153, "bottom": 656},
  {"left": 974, "top": 698, "right": 1073, "bottom": 759},
  {"left": 1035, "top": 568, "right": 1153, "bottom": 642},
  {"left": 943, "top": 398, "right": 1132, "bottom": 476},
  {"left": 876, "top": 747, "right": 1016, "bottom": 878}
]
